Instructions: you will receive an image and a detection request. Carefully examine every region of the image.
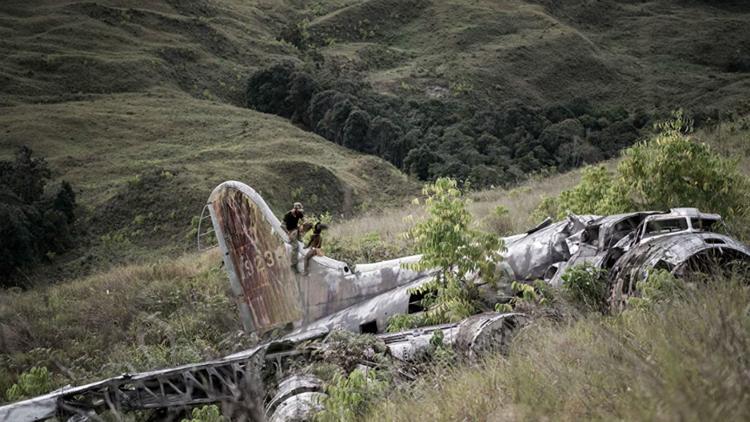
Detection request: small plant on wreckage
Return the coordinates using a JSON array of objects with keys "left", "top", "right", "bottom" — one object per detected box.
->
[{"left": 394, "top": 178, "right": 505, "bottom": 328}]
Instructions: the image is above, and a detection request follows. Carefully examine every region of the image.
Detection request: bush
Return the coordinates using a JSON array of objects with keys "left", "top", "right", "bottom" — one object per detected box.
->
[
  {"left": 402, "top": 178, "right": 504, "bottom": 325},
  {"left": 536, "top": 112, "right": 750, "bottom": 224},
  {"left": 5, "top": 367, "right": 54, "bottom": 402},
  {"left": 561, "top": 264, "right": 608, "bottom": 313},
  {"left": 618, "top": 113, "right": 749, "bottom": 220},
  {"left": 182, "top": 405, "right": 226, "bottom": 422},
  {"left": 316, "top": 369, "right": 387, "bottom": 422}
]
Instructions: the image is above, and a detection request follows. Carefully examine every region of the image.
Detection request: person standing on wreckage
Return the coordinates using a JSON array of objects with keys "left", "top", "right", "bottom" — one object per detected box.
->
[{"left": 283, "top": 202, "right": 305, "bottom": 273}]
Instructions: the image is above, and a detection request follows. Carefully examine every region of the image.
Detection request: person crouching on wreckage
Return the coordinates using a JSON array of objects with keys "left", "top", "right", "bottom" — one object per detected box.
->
[
  {"left": 283, "top": 202, "right": 305, "bottom": 273},
  {"left": 304, "top": 221, "right": 328, "bottom": 275}
]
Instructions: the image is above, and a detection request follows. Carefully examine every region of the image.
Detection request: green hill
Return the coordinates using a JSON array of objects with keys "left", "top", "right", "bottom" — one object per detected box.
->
[
  {"left": 1, "top": 0, "right": 749, "bottom": 277},
  {"left": 0, "top": 0, "right": 417, "bottom": 277},
  {"left": 306, "top": 0, "right": 750, "bottom": 110}
]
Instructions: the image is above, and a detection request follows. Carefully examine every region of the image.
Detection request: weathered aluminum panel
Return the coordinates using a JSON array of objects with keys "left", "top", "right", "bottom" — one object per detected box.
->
[
  {"left": 503, "top": 215, "right": 597, "bottom": 281},
  {"left": 209, "top": 181, "right": 302, "bottom": 333},
  {"left": 266, "top": 375, "right": 325, "bottom": 421}
]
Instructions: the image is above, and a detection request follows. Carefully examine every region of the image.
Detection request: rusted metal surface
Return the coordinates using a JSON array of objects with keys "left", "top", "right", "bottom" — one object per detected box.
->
[
  {"left": 209, "top": 181, "right": 302, "bottom": 333},
  {"left": 209, "top": 181, "right": 431, "bottom": 335}
]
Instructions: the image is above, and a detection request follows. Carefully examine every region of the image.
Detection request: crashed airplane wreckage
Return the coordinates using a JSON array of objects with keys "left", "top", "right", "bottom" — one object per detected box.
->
[{"left": 2, "top": 181, "right": 749, "bottom": 421}]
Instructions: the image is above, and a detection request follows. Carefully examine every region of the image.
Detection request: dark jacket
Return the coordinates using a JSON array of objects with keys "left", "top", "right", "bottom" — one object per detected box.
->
[{"left": 283, "top": 210, "right": 303, "bottom": 232}]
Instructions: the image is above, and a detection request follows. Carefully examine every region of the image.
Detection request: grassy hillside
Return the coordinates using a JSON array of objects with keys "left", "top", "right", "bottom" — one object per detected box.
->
[
  {"left": 0, "top": 90, "right": 415, "bottom": 279},
  {"left": 307, "top": 0, "right": 750, "bottom": 111},
  {"left": 0, "top": 0, "right": 297, "bottom": 106},
  {"left": 0, "top": 0, "right": 419, "bottom": 279}
]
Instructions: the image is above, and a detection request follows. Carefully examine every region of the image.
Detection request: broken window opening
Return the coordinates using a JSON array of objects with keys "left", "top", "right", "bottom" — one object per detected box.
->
[
  {"left": 691, "top": 218, "right": 719, "bottom": 232},
  {"left": 643, "top": 218, "right": 689, "bottom": 238},
  {"left": 359, "top": 320, "right": 378, "bottom": 334},
  {"left": 407, "top": 292, "right": 426, "bottom": 314}
]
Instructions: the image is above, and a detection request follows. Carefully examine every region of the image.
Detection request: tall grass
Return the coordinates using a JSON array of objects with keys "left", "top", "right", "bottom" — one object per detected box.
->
[
  {"left": 366, "top": 275, "right": 750, "bottom": 421},
  {"left": 0, "top": 251, "right": 251, "bottom": 402},
  {"left": 327, "top": 166, "right": 597, "bottom": 263}
]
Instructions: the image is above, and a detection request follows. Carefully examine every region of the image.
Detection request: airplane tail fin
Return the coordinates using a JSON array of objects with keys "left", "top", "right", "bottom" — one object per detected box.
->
[{"left": 207, "top": 181, "right": 301, "bottom": 334}]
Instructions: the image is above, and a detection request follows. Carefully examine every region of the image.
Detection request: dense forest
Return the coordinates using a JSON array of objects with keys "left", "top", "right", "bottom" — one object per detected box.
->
[{"left": 246, "top": 61, "right": 690, "bottom": 187}]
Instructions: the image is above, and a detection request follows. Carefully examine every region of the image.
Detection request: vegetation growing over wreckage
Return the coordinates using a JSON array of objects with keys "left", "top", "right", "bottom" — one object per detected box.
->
[
  {"left": 534, "top": 112, "right": 750, "bottom": 230},
  {"left": 2, "top": 0, "right": 750, "bottom": 419},
  {"left": 1, "top": 112, "right": 749, "bottom": 421}
]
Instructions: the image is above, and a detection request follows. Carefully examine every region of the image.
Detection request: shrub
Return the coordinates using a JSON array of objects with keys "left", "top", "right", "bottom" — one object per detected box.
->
[
  {"left": 628, "top": 269, "right": 684, "bottom": 310},
  {"left": 618, "top": 113, "right": 749, "bottom": 220},
  {"left": 182, "top": 405, "right": 226, "bottom": 422},
  {"left": 535, "top": 112, "right": 750, "bottom": 224},
  {"left": 554, "top": 165, "right": 625, "bottom": 218},
  {"left": 5, "top": 367, "right": 54, "bottom": 402},
  {"left": 561, "top": 264, "right": 608, "bottom": 313},
  {"left": 402, "top": 178, "right": 504, "bottom": 325},
  {"left": 316, "top": 369, "right": 387, "bottom": 422}
]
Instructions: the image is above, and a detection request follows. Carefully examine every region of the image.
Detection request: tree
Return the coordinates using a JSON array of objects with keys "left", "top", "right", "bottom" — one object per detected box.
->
[
  {"left": 401, "top": 178, "right": 504, "bottom": 325},
  {"left": 404, "top": 145, "right": 442, "bottom": 180},
  {"left": 245, "top": 63, "right": 295, "bottom": 116},
  {"left": 315, "top": 98, "right": 354, "bottom": 143},
  {"left": 286, "top": 71, "right": 319, "bottom": 126},
  {"left": 342, "top": 109, "right": 372, "bottom": 153},
  {"left": 54, "top": 181, "right": 76, "bottom": 224},
  {"left": 0, "top": 147, "right": 77, "bottom": 284},
  {"left": 535, "top": 112, "right": 750, "bottom": 224},
  {"left": 0, "top": 146, "right": 50, "bottom": 203},
  {"left": 368, "top": 117, "right": 404, "bottom": 162},
  {"left": 0, "top": 201, "right": 36, "bottom": 278}
]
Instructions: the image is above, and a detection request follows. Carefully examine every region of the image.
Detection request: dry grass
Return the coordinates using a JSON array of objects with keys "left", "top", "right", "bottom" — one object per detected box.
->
[
  {"left": 0, "top": 249, "right": 256, "bottom": 401},
  {"left": 329, "top": 164, "right": 613, "bottom": 250},
  {"left": 366, "top": 275, "right": 750, "bottom": 422}
]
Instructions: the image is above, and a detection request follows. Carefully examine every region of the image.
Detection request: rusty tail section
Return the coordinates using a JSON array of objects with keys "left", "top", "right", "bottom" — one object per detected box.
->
[{"left": 208, "top": 181, "right": 302, "bottom": 334}]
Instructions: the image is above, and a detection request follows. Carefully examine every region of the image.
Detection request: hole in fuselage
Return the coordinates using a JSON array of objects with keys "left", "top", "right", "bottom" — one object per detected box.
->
[
  {"left": 408, "top": 292, "right": 425, "bottom": 314},
  {"left": 359, "top": 320, "right": 378, "bottom": 334}
]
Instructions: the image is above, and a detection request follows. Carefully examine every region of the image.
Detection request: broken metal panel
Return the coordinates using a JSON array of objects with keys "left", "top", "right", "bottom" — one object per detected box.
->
[
  {"left": 379, "top": 312, "right": 528, "bottom": 361},
  {"left": 503, "top": 215, "right": 597, "bottom": 281},
  {"left": 454, "top": 312, "right": 530, "bottom": 360},
  {"left": 614, "top": 232, "right": 750, "bottom": 282},
  {"left": 268, "top": 392, "right": 325, "bottom": 422},
  {"left": 0, "top": 345, "right": 268, "bottom": 422},
  {"left": 208, "top": 181, "right": 301, "bottom": 333},
  {"left": 289, "top": 276, "right": 433, "bottom": 336},
  {"left": 380, "top": 322, "right": 460, "bottom": 360},
  {"left": 299, "top": 254, "right": 427, "bottom": 325},
  {"left": 266, "top": 375, "right": 325, "bottom": 422},
  {"left": 0, "top": 392, "right": 57, "bottom": 421}
]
